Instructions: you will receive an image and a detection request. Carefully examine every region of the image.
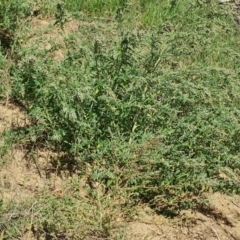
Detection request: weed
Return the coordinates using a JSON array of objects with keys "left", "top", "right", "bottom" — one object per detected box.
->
[
  {"left": 1, "top": 0, "right": 240, "bottom": 239},
  {"left": 54, "top": 3, "right": 68, "bottom": 29}
]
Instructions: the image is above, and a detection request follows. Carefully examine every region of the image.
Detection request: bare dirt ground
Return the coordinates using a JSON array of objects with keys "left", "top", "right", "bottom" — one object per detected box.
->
[
  {"left": 0, "top": 102, "right": 72, "bottom": 200},
  {"left": 127, "top": 193, "right": 240, "bottom": 240},
  {"left": 1, "top": 103, "right": 240, "bottom": 240}
]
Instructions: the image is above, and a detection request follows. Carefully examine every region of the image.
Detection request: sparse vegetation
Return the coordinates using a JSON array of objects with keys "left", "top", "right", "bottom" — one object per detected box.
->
[{"left": 1, "top": 0, "right": 240, "bottom": 239}]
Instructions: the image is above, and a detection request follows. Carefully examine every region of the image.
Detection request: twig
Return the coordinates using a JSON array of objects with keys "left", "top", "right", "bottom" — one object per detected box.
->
[
  {"left": 219, "top": 0, "right": 231, "bottom": 3},
  {"left": 0, "top": 231, "right": 4, "bottom": 240},
  {"left": 149, "top": 225, "right": 163, "bottom": 236},
  {"left": 34, "top": 148, "right": 42, "bottom": 178},
  {"left": 22, "top": 148, "right": 42, "bottom": 178},
  {"left": 212, "top": 228, "right": 221, "bottom": 240},
  {"left": 231, "top": 200, "right": 240, "bottom": 209},
  {"left": 8, "top": 202, "right": 19, "bottom": 222}
]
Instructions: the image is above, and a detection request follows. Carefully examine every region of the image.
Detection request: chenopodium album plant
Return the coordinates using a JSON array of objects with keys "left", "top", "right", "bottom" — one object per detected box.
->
[
  {"left": 11, "top": 33, "right": 161, "bottom": 156},
  {"left": 10, "top": 30, "right": 240, "bottom": 210},
  {"left": 0, "top": 0, "right": 33, "bottom": 33}
]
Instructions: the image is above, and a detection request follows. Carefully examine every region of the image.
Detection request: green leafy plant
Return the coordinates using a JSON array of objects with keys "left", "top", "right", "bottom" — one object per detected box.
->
[
  {"left": 54, "top": 3, "right": 68, "bottom": 29},
  {"left": 1, "top": 0, "right": 240, "bottom": 238},
  {"left": 10, "top": 10, "right": 240, "bottom": 213},
  {"left": 0, "top": 0, "right": 33, "bottom": 33}
]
